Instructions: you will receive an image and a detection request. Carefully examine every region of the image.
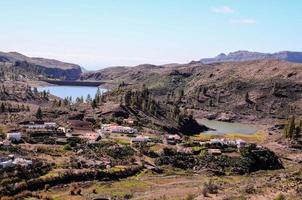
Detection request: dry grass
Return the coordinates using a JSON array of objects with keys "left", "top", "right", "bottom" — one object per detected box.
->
[{"left": 193, "top": 131, "right": 266, "bottom": 143}]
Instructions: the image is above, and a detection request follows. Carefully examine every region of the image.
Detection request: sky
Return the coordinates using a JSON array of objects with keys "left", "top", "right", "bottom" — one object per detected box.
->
[{"left": 0, "top": 0, "right": 301, "bottom": 70}]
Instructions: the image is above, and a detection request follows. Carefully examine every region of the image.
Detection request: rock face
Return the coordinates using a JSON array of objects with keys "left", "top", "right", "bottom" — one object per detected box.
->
[
  {"left": 0, "top": 51, "right": 82, "bottom": 80},
  {"left": 201, "top": 50, "right": 302, "bottom": 64},
  {"left": 178, "top": 115, "right": 209, "bottom": 135}
]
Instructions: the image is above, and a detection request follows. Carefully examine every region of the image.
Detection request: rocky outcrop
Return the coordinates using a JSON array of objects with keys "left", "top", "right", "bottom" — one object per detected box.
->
[{"left": 178, "top": 115, "right": 209, "bottom": 135}]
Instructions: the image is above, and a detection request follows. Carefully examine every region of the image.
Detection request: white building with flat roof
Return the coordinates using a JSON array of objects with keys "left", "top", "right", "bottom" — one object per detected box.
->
[
  {"left": 6, "top": 132, "right": 21, "bottom": 142},
  {"left": 0, "top": 160, "right": 13, "bottom": 168}
]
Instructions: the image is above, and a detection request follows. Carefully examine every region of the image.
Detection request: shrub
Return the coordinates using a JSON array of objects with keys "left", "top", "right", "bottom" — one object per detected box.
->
[
  {"left": 44, "top": 184, "right": 50, "bottom": 191},
  {"left": 70, "top": 189, "right": 76, "bottom": 195},
  {"left": 273, "top": 194, "right": 286, "bottom": 200},
  {"left": 185, "top": 193, "right": 195, "bottom": 200},
  {"left": 244, "top": 184, "right": 256, "bottom": 194},
  {"left": 203, "top": 180, "right": 218, "bottom": 195},
  {"left": 64, "top": 144, "right": 72, "bottom": 151},
  {"left": 296, "top": 185, "right": 302, "bottom": 195},
  {"left": 163, "top": 147, "right": 177, "bottom": 156},
  {"left": 124, "top": 193, "right": 133, "bottom": 199}
]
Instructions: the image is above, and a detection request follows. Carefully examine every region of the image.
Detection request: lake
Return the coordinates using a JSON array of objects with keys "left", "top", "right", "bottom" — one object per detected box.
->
[
  {"left": 38, "top": 85, "right": 107, "bottom": 101},
  {"left": 197, "top": 118, "right": 257, "bottom": 135}
]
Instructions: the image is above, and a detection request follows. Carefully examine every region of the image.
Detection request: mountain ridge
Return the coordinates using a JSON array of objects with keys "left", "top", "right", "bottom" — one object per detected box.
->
[
  {"left": 0, "top": 51, "right": 82, "bottom": 80},
  {"left": 200, "top": 50, "right": 302, "bottom": 64}
]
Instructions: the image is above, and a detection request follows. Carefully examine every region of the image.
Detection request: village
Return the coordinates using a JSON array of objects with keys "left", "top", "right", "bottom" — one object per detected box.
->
[{"left": 0, "top": 116, "right": 253, "bottom": 170}]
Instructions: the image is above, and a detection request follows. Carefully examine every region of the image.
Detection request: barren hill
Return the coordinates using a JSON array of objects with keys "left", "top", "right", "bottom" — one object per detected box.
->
[
  {"left": 0, "top": 51, "right": 82, "bottom": 80},
  {"left": 81, "top": 59, "right": 302, "bottom": 120}
]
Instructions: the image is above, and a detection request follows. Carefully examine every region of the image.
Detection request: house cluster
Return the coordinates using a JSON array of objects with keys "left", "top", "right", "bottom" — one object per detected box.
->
[
  {"left": 164, "top": 134, "right": 182, "bottom": 145},
  {"left": 0, "top": 155, "right": 32, "bottom": 169},
  {"left": 101, "top": 124, "right": 138, "bottom": 134},
  {"left": 19, "top": 121, "right": 57, "bottom": 129},
  {"left": 208, "top": 138, "right": 247, "bottom": 148}
]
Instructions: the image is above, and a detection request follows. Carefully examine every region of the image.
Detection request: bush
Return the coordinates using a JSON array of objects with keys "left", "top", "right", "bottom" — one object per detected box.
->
[
  {"left": 244, "top": 184, "right": 256, "bottom": 194},
  {"left": 185, "top": 193, "right": 195, "bottom": 200},
  {"left": 273, "top": 193, "right": 286, "bottom": 200},
  {"left": 163, "top": 147, "right": 177, "bottom": 156},
  {"left": 202, "top": 180, "right": 218, "bottom": 195},
  {"left": 124, "top": 193, "right": 133, "bottom": 199},
  {"left": 64, "top": 144, "right": 72, "bottom": 151},
  {"left": 44, "top": 184, "right": 50, "bottom": 191},
  {"left": 202, "top": 185, "right": 208, "bottom": 197}
]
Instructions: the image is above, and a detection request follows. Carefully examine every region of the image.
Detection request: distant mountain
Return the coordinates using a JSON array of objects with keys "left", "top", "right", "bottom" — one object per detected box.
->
[
  {"left": 0, "top": 51, "right": 82, "bottom": 80},
  {"left": 200, "top": 50, "right": 302, "bottom": 64}
]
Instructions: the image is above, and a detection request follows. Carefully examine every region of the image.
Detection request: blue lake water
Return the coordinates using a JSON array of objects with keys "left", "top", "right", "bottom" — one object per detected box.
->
[
  {"left": 38, "top": 86, "right": 107, "bottom": 100},
  {"left": 197, "top": 118, "right": 258, "bottom": 135}
]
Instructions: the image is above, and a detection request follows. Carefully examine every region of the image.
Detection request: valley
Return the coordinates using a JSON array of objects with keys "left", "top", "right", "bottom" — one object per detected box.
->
[{"left": 0, "top": 51, "right": 301, "bottom": 200}]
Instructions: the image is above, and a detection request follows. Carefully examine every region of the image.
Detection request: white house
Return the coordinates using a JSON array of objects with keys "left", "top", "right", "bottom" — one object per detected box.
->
[
  {"left": 0, "top": 159, "right": 13, "bottom": 168},
  {"left": 6, "top": 132, "right": 22, "bottom": 142},
  {"left": 236, "top": 139, "right": 246, "bottom": 148},
  {"left": 209, "top": 138, "right": 246, "bottom": 148},
  {"left": 101, "top": 124, "right": 138, "bottom": 134},
  {"left": 165, "top": 134, "right": 182, "bottom": 145},
  {"left": 44, "top": 122, "right": 57, "bottom": 129},
  {"left": 131, "top": 136, "right": 150, "bottom": 143},
  {"left": 58, "top": 126, "right": 71, "bottom": 134},
  {"left": 20, "top": 122, "right": 57, "bottom": 129},
  {"left": 12, "top": 158, "right": 32, "bottom": 167}
]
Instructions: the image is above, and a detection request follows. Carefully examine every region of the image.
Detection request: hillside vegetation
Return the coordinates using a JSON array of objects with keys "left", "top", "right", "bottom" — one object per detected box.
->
[{"left": 81, "top": 59, "right": 302, "bottom": 121}]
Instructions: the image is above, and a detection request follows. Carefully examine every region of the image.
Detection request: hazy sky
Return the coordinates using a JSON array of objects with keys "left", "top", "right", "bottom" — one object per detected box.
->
[{"left": 0, "top": 0, "right": 301, "bottom": 70}]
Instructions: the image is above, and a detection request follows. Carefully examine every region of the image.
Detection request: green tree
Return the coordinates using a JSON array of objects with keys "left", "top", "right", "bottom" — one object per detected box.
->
[
  {"left": 288, "top": 116, "right": 295, "bottom": 139},
  {"left": 0, "top": 103, "right": 5, "bottom": 113},
  {"left": 124, "top": 91, "right": 132, "bottom": 107},
  {"left": 36, "top": 107, "right": 43, "bottom": 120},
  {"left": 91, "top": 99, "right": 97, "bottom": 109},
  {"left": 86, "top": 94, "right": 92, "bottom": 103},
  {"left": 284, "top": 116, "right": 299, "bottom": 139}
]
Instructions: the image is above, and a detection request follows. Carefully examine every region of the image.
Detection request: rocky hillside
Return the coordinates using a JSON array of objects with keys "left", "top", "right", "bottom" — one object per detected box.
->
[
  {"left": 82, "top": 59, "right": 302, "bottom": 121},
  {"left": 0, "top": 51, "right": 82, "bottom": 80},
  {"left": 201, "top": 50, "right": 302, "bottom": 64}
]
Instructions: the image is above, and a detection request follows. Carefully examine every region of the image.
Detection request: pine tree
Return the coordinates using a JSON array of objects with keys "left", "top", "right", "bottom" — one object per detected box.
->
[
  {"left": 53, "top": 99, "right": 58, "bottom": 107},
  {"left": 288, "top": 116, "right": 295, "bottom": 139},
  {"left": 91, "top": 99, "right": 97, "bottom": 109},
  {"left": 245, "top": 92, "right": 250, "bottom": 102},
  {"left": 64, "top": 97, "right": 69, "bottom": 106},
  {"left": 36, "top": 107, "right": 43, "bottom": 120},
  {"left": 202, "top": 87, "right": 208, "bottom": 96},
  {"left": 94, "top": 88, "right": 102, "bottom": 104},
  {"left": 283, "top": 120, "right": 289, "bottom": 138},
  {"left": 86, "top": 94, "right": 92, "bottom": 103},
  {"left": 124, "top": 91, "right": 132, "bottom": 107},
  {"left": 216, "top": 92, "right": 221, "bottom": 104},
  {"left": 0, "top": 103, "right": 5, "bottom": 113}
]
